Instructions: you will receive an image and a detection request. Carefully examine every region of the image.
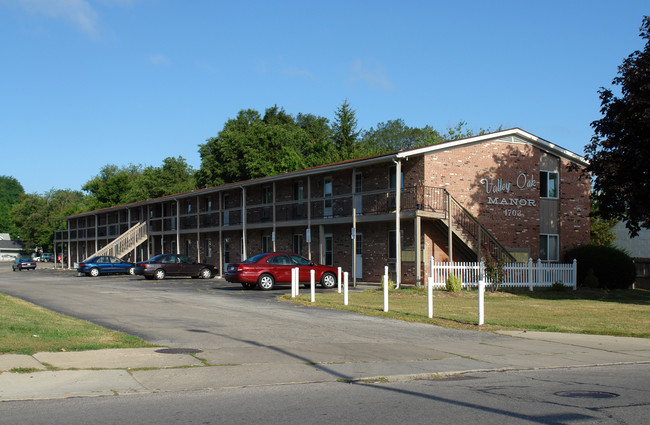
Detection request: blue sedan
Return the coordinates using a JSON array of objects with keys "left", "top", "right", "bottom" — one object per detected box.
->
[{"left": 77, "top": 255, "right": 135, "bottom": 277}]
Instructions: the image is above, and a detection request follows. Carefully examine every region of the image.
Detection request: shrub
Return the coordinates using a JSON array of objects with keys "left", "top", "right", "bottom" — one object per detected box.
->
[
  {"left": 446, "top": 274, "right": 462, "bottom": 292},
  {"left": 564, "top": 245, "right": 635, "bottom": 290},
  {"left": 550, "top": 280, "right": 569, "bottom": 292}
]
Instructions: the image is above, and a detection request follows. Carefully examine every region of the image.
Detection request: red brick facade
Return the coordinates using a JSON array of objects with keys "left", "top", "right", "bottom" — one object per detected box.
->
[{"left": 59, "top": 129, "right": 590, "bottom": 286}]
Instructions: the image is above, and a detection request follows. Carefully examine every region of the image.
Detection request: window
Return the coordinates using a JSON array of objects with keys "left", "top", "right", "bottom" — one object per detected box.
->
[
  {"left": 324, "top": 177, "right": 333, "bottom": 217},
  {"left": 389, "top": 166, "right": 404, "bottom": 190},
  {"left": 540, "top": 234, "right": 559, "bottom": 262},
  {"left": 187, "top": 202, "right": 192, "bottom": 214},
  {"left": 263, "top": 186, "right": 272, "bottom": 204},
  {"left": 204, "top": 238, "right": 212, "bottom": 259},
  {"left": 293, "top": 181, "right": 304, "bottom": 201},
  {"left": 185, "top": 240, "right": 192, "bottom": 256},
  {"left": 540, "top": 171, "right": 559, "bottom": 198}
]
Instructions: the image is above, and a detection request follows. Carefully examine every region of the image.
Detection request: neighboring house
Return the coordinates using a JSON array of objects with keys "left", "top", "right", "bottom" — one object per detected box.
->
[
  {"left": 55, "top": 128, "right": 590, "bottom": 285},
  {"left": 613, "top": 222, "right": 650, "bottom": 290},
  {"left": 0, "top": 233, "right": 25, "bottom": 261}
]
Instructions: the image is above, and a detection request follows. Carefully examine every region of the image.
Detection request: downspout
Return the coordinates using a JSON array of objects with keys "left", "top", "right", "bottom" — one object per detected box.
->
[
  {"left": 241, "top": 185, "right": 247, "bottom": 260},
  {"left": 393, "top": 158, "right": 401, "bottom": 289}
]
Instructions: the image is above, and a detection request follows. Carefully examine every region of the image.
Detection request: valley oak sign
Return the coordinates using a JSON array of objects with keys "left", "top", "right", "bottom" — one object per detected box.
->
[{"left": 479, "top": 173, "right": 537, "bottom": 217}]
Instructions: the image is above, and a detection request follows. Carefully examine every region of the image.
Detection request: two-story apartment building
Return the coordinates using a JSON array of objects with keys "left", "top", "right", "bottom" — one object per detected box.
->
[{"left": 55, "top": 128, "right": 590, "bottom": 286}]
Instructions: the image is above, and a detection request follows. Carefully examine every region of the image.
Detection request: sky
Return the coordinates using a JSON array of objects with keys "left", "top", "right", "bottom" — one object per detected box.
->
[{"left": 1, "top": 0, "right": 648, "bottom": 195}]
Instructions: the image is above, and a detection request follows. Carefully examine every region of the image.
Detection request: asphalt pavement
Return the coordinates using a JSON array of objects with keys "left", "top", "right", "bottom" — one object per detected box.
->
[{"left": 2, "top": 263, "right": 650, "bottom": 402}]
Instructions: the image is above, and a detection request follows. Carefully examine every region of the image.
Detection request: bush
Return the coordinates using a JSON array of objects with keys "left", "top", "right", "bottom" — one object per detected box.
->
[
  {"left": 565, "top": 245, "right": 635, "bottom": 290},
  {"left": 550, "top": 280, "right": 569, "bottom": 292},
  {"left": 446, "top": 274, "right": 462, "bottom": 292}
]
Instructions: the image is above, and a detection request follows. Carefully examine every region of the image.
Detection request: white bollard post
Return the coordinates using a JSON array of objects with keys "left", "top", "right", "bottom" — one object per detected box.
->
[
  {"left": 478, "top": 276, "right": 485, "bottom": 326},
  {"left": 296, "top": 268, "right": 300, "bottom": 296},
  {"left": 310, "top": 269, "right": 315, "bottom": 303},
  {"left": 383, "top": 266, "right": 389, "bottom": 312},
  {"left": 428, "top": 277, "right": 433, "bottom": 319},
  {"left": 291, "top": 267, "right": 296, "bottom": 298},
  {"left": 337, "top": 267, "right": 342, "bottom": 293},
  {"left": 343, "top": 272, "right": 349, "bottom": 306}
]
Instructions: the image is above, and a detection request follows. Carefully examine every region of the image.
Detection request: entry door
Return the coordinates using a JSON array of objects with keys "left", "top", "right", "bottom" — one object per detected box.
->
[{"left": 324, "top": 233, "right": 333, "bottom": 266}]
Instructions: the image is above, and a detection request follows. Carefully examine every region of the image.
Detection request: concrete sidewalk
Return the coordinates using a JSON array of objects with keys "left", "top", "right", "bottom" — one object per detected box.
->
[{"left": 2, "top": 332, "right": 650, "bottom": 401}]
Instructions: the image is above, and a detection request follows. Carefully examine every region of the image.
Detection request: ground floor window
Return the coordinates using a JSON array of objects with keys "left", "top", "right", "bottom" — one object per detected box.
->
[
  {"left": 540, "top": 234, "right": 559, "bottom": 262},
  {"left": 185, "top": 239, "right": 191, "bottom": 257}
]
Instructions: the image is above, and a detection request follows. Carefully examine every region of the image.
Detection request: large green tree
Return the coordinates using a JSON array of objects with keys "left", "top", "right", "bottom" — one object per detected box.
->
[
  {"left": 10, "top": 189, "right": 88, "bottom": 251},
  {"left": 197, "top": 107, "right": 333, "bottom": 187},
  {"left": 586, "top": 16, "right": 650, "bottom": 236},
  {"left": 83, "top": 157, "right": 196, "bottom": 208},
  {"left": 0, "top": 175, "right": 24, "bottom": 233}
]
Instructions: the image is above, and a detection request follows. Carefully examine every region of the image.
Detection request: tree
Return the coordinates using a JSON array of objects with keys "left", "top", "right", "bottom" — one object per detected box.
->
[
  {"left": 331, "top": 100, "right": 360, "bottom": 160},
  {"left": 586, "top": 16, "right": 650, "bottom": 236},
  {"left": 82, "top": 163, "right": 143, "bottom": 210},
  {"left": 10, "top": 189, "right": 88, "bottom": 251},
  {"left": 130, "top": 156, "right": 196, "bottom": 200},
  {"left": 197, "top": 107, "right": 332, "bottom": 188},
  {"left": 590, "top": 199, "right": 617, "bottom": 247},
  {"left": 0, "top": 175, "right": 24, "bottom": 233}
]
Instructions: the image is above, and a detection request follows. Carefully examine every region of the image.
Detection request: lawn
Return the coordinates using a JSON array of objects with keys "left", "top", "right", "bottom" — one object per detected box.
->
[
  {"left": 0, "top": 293, "right": 153, "bottom": 355},
  {"left": 281, "top": 287, "right": 650, "bottom": 338}
]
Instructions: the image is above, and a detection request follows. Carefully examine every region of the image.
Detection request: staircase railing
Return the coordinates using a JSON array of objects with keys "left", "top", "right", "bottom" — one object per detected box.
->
[
  {"left": 84, "top": 221, "right": 148, "bottom": 261},
  {"left": 445, "top": 190, "right": 516, "bottom": 262}
]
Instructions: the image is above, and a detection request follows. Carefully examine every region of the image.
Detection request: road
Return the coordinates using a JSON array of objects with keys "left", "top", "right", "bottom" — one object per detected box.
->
[
  {"left": 1, "top": 365, "right": 647, "bottom": 424},
  {"left": 1, "top": 263, "right": 649, "bottom": 424}
]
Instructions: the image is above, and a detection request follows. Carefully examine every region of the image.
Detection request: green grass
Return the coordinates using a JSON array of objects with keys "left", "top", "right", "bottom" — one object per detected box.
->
[
  {"left": 281, "top": 287, "right": 650, "bottom": 338},
  {"left": 0, "top": 293, "right": 154, "bottom": 355}
]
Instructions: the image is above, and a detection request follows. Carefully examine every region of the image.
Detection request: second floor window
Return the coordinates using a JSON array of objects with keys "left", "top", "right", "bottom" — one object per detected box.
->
[{"left": 540, "top": 171, "right": 559, "bottom": 198}]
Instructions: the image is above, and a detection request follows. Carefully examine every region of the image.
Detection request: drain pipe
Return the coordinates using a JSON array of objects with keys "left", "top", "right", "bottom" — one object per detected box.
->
[{"left": 392, "top": 158, "right": 401, "bottom": 290}]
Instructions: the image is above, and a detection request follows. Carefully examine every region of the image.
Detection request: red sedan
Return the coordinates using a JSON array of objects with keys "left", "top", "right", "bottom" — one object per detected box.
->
[{"left": 225, "top": 252, "right": 338, "bottom": 290}]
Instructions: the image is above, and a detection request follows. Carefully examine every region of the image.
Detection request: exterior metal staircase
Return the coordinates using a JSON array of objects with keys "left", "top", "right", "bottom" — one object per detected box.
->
[
  {"left": 446, "top": 191, "right": 516, "bottom": 262},
  {"left": 84, "top": 221, "right": 148, "bottom": 261}
]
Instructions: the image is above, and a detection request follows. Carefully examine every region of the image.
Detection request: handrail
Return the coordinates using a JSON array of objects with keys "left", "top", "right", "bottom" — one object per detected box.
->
[
  {"left": 84, "top": 221, "right": 148, "bottom": 261},
  {"left": 445, "top": 190, "right": 517, "bottom": 262}
]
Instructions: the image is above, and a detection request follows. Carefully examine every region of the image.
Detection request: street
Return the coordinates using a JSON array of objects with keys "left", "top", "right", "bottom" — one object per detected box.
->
[{"left": 1, "top": 264, "right": 649, "bottom": 424}]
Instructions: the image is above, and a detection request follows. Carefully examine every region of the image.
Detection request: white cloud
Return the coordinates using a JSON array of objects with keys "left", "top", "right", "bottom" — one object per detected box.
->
[
  {"left": 11, "top": 0, "right": 100, "bottom": 35},
  {"left": 349, "top": 58, "right": 394, "bottom": 91}
]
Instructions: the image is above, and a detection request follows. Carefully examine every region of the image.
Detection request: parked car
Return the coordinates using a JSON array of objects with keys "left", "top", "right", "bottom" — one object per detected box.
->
[
  {"left": 41, "top": 253, "right": 54, "bottom": 262},
  {"left": 57, "top": 253, "right": 67, "bottom": 263},
  {"left": 134, "top": 254, "right": 217, "bottom": 280},
  {"left": 12, "top": 257, "right": 37, "bottom": 271},
  {"left": 225, "top": 252, "right": 338, "bottom": 290},
  {"left": 77, "top": 256, "right": 136, "bottom": 277}
]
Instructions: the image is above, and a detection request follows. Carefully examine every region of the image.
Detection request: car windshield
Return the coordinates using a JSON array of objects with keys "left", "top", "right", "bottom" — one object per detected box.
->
[
  {"left": 148, "top": 254, "right": 166, "bottom": 262},
  {"left": 243, "top": 253, "right": 269, "bottom": 264},
  {"left": 18, "top": 257, "right": 32, "bottom": 262}
]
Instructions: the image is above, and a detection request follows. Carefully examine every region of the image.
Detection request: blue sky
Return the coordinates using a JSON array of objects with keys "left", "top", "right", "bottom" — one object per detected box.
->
[{"left": 1, "top": 0, "right": 648, "bottom": 195}]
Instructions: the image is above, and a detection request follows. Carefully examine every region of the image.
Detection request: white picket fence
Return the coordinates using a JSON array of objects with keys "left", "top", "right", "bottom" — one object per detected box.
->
[{"left": 429, "top": 258, "right": 577, "bottom": 290}]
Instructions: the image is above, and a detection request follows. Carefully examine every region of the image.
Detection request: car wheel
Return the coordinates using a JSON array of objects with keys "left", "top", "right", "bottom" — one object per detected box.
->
[
  {"left": 154, "top": 269, "right": 166, "bottom": 280},
  {"left": 320, "top": 272, "right": 336, "bottom": 289},
  {"left": 128, "top": 267, "right": 135, "bottom": 275},
  {"left": 89, "top": 267, "right": 100, "bottom": 277},
  {"left": 258, "top": 273, "right": 275, "bottom": 290},
  {"left": 199, "top": 268, "right": 212, "bottom": 279},
  {"left": 12, "top": 266, "right": 16, "bottom": 272}
]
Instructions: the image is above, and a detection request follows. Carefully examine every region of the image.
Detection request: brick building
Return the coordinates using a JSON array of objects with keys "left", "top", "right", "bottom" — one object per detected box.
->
[{"left": 56, "top": 128, "right": 590, "bottom": 286}]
